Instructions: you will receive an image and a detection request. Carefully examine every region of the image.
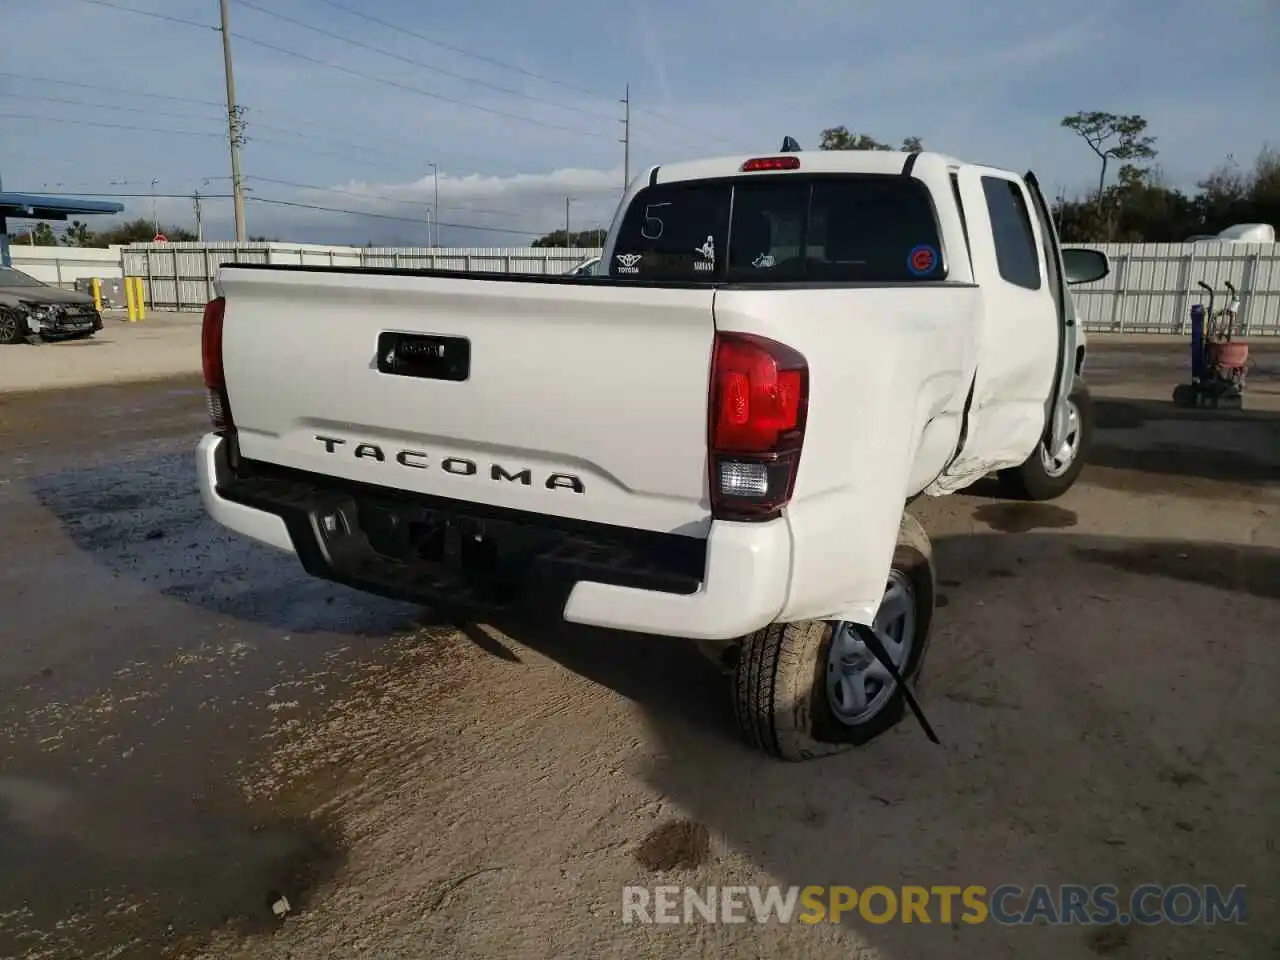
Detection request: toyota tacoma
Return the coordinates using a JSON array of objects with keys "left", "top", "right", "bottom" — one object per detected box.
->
[{"left": 195, "top": 143, "right": 1109, "bottom": 760}]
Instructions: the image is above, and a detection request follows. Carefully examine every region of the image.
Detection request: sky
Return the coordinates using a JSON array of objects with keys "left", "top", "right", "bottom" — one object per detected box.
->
[{"left": 1, "top": 0, "right": 1277, "bottom": 247}]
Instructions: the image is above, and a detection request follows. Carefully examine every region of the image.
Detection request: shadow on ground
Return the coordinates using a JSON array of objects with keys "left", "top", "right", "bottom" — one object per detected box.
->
[
  {"left": 1088, "top": 397, "right": 1280, "bottom": 488},
  {"left": 27, "top": 449, "right": 417, "bottom": 636},
  {"left": 5, "top": 449, "right": 445, "bottom": 958},
  {"left": 494, "top": 531, "right": 1279, "bottom": 958}
]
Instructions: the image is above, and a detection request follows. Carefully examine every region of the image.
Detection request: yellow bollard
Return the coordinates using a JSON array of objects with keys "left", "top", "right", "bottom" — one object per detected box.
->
[
  {"left": 125, "top": 277, "right": 137, "bottom": 322},
  {"left": 91, "top": 278, "right": 102, "bottom": 312},
  {"left": 135, "top": 278, "right": 147, "bottom": 321}
]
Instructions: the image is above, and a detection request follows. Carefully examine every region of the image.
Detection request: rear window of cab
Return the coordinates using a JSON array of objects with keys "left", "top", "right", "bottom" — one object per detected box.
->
[{"left": 609, "top": 174, "right": 947, "bottom": 283}]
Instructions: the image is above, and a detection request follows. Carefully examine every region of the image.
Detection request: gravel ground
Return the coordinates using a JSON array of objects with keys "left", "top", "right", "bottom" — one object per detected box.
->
[{"left": 0, "top": 341, "right": 1276, "bottom": 959}]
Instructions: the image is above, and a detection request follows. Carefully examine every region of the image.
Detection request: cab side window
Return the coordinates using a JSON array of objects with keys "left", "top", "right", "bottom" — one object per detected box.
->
[{"left": 981, "top": 177, "right": 1042, "bottom": 290}]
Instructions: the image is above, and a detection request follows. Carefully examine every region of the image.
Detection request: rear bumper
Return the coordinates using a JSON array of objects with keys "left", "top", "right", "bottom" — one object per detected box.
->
[
  {"left": 197, "top": 433, "right": 790, "bottom": 640},
  {"left": 197, "top": 433, "right": 294, "bottom": 552}
]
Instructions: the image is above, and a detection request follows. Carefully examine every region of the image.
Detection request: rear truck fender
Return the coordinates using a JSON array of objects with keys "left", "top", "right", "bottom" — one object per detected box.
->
[{"left": 712, "top": 286, "right": 977, "bottom": 629}]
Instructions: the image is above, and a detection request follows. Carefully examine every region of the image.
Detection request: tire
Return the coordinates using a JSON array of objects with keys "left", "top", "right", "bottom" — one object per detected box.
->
[
  {"left": 0, "top": 308, "right": 27, "bottom": 345},
  {"left": 732, "top": 512, "right": 936, "bottom": 762},
  {"left": 998, "top": 376, "right": 1093, "bottom": 501}
]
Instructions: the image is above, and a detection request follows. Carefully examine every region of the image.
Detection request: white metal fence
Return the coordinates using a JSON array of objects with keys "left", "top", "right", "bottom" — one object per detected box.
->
[
  {"left": 23, "top": 240, "right": 1280, "bottom": 336},
  {"left": 1071, "top": 243, "right": 1279, "bottom": 335},
  {"left": 9, "top": 245, "right": 123, "bottom": 287},
  {"left": 118, "top": 242, "right": 599, "bottom": 312}
]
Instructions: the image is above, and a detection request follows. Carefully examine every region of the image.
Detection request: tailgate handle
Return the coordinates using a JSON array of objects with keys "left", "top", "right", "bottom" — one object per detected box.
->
[{"left": 377, "top": 332, "right": 470, "bottom": 382}]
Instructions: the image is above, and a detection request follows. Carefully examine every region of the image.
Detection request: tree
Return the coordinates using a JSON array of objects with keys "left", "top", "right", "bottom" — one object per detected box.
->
[
  {"left": 90, "top": 218, "right": 196, "bottom": 246},
  {"left": 61, "top": 220, "right": 93, "bottom": 246},
  {"left": 7, "top": 222, "right": 59, "bottom": 246},
  {"left": 532, "top": 228, "right": 605, "bottom": 248},
  {"left": 1051, "top": 145, "right": 1279, "bottom": 242},
  {"left": 818, "top": 126, "right": 923, "bottom": 152},
  {"left": 1060, "top": 111, "right": 1158, "bottom": 212}
]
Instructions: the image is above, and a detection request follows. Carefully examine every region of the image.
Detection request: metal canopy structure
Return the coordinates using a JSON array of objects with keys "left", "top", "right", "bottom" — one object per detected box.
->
[{"left": 0, "top": 192, "right": 126, "bottom": 267}]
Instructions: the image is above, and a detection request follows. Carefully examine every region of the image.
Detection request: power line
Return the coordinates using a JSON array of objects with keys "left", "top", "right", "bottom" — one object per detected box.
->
[
  {"left": 235, "top": 0, "right": 615, "bottom": 123},
  {"left": 66, "top": 0, "right": 609, "bottom": 140},
  {"left": 245, "top": 133, "right": 428, "bottom": 177},
  {"left": 67, "top": 0, "right": 727, "bottom": 149},
  {"left": 0, "top": 112, "right": 225, "bottom": 138},
  {"left": 249, "top": 175, "right": 542, "bottom": 219},
  {"left": 5, "top": 92, "right": 224, "bottom": 123},
  {"left": 24, "top": 192, "right": 233, "bottom": 199},
  {"left": 1, "top": 88, "right": 455, "bottom": 176},
  {"left": 250, "top": 124, "right": 501, "bottom": 174},
  {"left": 3, "top": 71, "right": 508, "bottom": 174},
  {"left": 246, "top": 195, "right": 542, "bottom": 236},
  {"left": 312, "top": 0, "right": 601, "bottom": 99},
  {"left": 75, "top": 0, "right": 216, "bottom": 30},
  {"left": 250, "top": 176, "right": 426, "bottom": 207},
  {"left": 229, "top": 33, "right": 608, "bottom": 140},
  {"left": 308, "top": 0, "right": 737, "bottom": 148},
  {"left": 0, "top": 70, "right": 224, "bottom": 107}
]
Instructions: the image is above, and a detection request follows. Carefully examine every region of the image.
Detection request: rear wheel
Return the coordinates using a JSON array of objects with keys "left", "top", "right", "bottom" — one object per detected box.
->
[
  {"left": 998, "top": 376, "right": 1092, "bottom": 501},
  {"left": 0, "top": 308, "right": 27, "bottom": 345},
  {"left": 732, "top": 512, "right": 936, "bottom": 761}
]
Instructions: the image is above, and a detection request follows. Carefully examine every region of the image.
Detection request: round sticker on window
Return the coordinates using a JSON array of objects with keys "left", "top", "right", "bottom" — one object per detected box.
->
[{"left": 908, "top": 244, "right": 939, "bottom": 276}]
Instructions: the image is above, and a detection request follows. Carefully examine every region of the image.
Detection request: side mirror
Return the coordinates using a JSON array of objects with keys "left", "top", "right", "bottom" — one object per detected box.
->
[{"left": 1062, "top": 247, "right": 1110, "bottom": 286}]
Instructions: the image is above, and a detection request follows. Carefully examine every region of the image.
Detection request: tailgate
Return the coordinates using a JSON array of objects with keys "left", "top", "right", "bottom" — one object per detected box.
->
[{"left": 217, "top": 268, "right": 716, "bottom": 536}]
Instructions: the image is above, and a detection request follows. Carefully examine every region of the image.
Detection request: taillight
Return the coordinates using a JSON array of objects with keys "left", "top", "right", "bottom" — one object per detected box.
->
[
  {"left": 741, "top": 156, "right": 801, "bottom": 172},
  {"left": 708, "top": 332, "right": 808, "bottom": 522},
  {"left": 201, "top": 296, "right": 234, "bottom": 431}
]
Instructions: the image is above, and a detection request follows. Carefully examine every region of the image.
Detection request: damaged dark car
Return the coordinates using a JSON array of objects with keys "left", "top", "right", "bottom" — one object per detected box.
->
[{"left": 0, "top": 266, "right": 104, "bottom": 345}]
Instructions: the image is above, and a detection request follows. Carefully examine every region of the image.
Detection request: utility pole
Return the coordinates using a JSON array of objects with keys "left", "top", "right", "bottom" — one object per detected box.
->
[
  {"left": 0, "top": 170, "right": 9, "bottom": 268},
  {"left": 429, "top": 162, "right": 439, "bottom": 248},
  {"left": 219, "top": 0, "right": 247, "bottom": 241},
  {"left": 619, "top": 83, "right": 630, "bottom": 191},
  {"left": 193, "top": 190, "right": 204, "bottom": 242},
  {"left": 150, "top": 177, "right": 159, "bottom": 234},
  {"left": 564, "top": 196, "right": 571, "bottom": 246}
]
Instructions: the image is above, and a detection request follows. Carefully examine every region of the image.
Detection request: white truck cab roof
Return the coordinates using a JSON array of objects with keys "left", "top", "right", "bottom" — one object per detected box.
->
[{"left": 649, "top": 149, "right": 968, "bottom": 185}]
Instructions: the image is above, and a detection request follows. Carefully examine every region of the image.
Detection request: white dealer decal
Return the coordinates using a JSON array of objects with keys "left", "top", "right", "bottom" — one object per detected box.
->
[{"left": 694, "top": 236, "right": 716, "bottom": 273}]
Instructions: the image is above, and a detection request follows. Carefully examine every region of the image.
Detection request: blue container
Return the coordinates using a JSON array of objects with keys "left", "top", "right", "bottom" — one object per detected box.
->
[{"left": 1190, "top": 304, "right": 1205, "bottom": 380}]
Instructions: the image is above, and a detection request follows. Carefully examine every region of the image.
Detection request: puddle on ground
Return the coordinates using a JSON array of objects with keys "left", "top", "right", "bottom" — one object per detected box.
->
[
  {"left": 634, "top": 819, "right": 710, "bottom": 871},
  {"left": 0, "top": 772, "right": 347, "bottom": 957},
  {"left": 973, "top": 503, "right": 1079, "bottom": 534},
  {"left": 1075, "top": 542, "right": 1280, "bottom": 600}
]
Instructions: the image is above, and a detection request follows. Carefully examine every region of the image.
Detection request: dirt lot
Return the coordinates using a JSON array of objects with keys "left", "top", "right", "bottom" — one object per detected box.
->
[
  {"left": 0, "top": 311, "right": 200, "bottom": 393},
  {"left": 0, "top": 339, "right": 1277, "bottom": 959}
]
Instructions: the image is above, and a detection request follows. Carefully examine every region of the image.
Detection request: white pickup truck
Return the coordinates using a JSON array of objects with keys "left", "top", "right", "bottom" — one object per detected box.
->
[{"left": 196, "top": 144, "right": 1109, "bottom": 761}]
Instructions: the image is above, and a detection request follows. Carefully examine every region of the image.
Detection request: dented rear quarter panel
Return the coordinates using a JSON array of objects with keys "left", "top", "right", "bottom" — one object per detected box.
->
[{"left": 711, "top": 284, "right": 980, "bottom": 626}]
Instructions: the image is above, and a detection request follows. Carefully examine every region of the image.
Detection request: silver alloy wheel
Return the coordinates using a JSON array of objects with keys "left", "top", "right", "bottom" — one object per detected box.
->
[
  {"left": 1039, "top": 398, "right": 1081, "bottom": 479},
  {"left": 825, "top": 570, "right": 917, "bottom": 726}
]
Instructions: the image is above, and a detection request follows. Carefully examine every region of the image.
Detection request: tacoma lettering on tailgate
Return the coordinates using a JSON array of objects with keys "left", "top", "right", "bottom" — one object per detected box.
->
[{"left": 313, "top": 435, "right": 585, "bottom": 493}]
